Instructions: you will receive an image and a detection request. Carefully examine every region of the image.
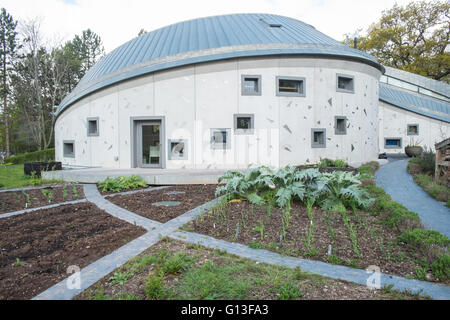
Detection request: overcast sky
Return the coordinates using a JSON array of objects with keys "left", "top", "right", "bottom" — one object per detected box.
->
[{"left": 2, "top": 0, "right": 414, "bottom": 53}]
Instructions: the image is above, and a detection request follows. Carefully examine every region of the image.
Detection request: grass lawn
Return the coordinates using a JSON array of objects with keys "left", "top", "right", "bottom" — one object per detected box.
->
[
  {"left": 0, "top": 164, "right": 62, "bottom": 190},
  {"left": 77, "top": 238, "right": 428, "bottom": 300}
]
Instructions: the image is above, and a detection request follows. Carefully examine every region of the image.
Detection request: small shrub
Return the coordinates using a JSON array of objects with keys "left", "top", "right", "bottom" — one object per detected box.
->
[
  {"left": 277, "top": 282, "right": 302, "bottom": 300},
  {"left": 430, "top": 254, "right": 450, "bottom": 280},
  {"left": 98, "top": 175, "right": 147, "bottom": 192},
  {"left": 334, "top": 159, "right": 348, "bottom": 168},
  {"left": 145, "top": 270, "right": 166, "bottom": 299},
  {"left": 409, "top": 150, "right": 435, "bottom": 175},
  {"left": 398, "top": 229, "right": 450, "bottom": 248},
  {"left": 5, "top": 149, "right": 55, "bottom": 165},
  {"left": 163, "top": 253, "right": 192, "bottom": 274},
  {"left": 327, "top": 255, "right": 342, "bottom": 265},
  {"left": 414, "top": 267, "right": 427, "bottom": 281},
  {"left": 318, "top": 158, "right": 334, "bottom": 167},
  {"left": 109, "top": 270, "right": 134, "bottom": 286}
]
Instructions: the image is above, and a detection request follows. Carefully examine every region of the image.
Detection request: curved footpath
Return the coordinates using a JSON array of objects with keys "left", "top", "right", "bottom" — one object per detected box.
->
[{"left": 375, "top": 158, "right": 450, "bottom": 238}]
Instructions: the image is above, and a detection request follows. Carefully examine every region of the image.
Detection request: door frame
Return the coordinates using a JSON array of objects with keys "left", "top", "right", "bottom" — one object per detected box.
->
[{"left": 130, "top": 116, "right": 166, "bottom": 169}]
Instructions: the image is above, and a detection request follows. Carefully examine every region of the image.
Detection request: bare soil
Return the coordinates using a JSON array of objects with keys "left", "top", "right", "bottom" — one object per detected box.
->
[
  {"left": 0, "top": 184, "right": 85, "bottom": 214},
  {"left": 109, "top": 184, "right": 218, "bottom": 223},
  {"left": 0, "top": 202, "right": 146, "bottom": 300},
  {"left": 186, "top": 200, "right": 445, "bottom": 283}
]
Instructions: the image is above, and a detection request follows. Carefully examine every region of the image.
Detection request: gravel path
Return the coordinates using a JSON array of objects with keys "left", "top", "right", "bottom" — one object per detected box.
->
[{"left": 375, "top": 158, "right": 450, "bottom": 238}]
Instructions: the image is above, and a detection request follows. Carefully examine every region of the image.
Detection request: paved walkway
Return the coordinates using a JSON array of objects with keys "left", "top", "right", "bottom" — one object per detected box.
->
[{"left": 375, "top": 158, "right": 450, "bottom": 238}]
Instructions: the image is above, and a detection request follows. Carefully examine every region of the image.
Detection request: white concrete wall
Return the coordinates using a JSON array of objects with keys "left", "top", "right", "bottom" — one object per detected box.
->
[
  {"left": 379, "top": 101, "right": 450, "bottom": 154},
  {"left": 55, "top": 56, "right": 382, "bottom": 169}
]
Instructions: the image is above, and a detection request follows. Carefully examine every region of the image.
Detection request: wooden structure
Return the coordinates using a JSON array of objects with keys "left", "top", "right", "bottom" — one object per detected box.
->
[{"left": 435, "top": 138, "right": 450, "bottom": 187}]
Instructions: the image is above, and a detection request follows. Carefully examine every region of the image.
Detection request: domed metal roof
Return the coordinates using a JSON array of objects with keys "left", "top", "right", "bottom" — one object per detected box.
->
[{"left": 57, "top": 13, "right": 383, "bottom": 116}]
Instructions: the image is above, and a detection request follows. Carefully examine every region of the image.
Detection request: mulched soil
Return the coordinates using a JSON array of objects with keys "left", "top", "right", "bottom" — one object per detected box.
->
[
  {"left": 0, "top": 203, "right": 146, "bottom": 300},
  {"left": 0, "top": 184, "right": 85, "bottom": 214},
  {"left": 75, "top": 239, "right": 427, "bottom": 300},
  {"left": 108, "top": 185, "right": 218, "bottom": 223},
  {"left": 187, "top": 200, "right": 446, "bottom": 283}
]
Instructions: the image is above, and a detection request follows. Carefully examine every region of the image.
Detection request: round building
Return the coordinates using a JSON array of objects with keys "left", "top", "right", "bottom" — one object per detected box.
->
[{"left": 55, "top": 13, "right": 384, "bottom": 170}]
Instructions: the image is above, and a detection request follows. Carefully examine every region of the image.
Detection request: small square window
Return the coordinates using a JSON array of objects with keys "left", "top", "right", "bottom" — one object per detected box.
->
[
  {"left": 211, "top": 129, "right": 231, "bottom": 150},
  {"left": 407, "top": 124, "right": 419, "bottom": 135},
  {"left": 87, "top": 117, "right": 99, "bottom": 136},
  {"left": 276, "top": 77, "right": 305, "bottom": 97},
  {"left": 63, "top": 141, "right": 75, "bottom": 158},
  {"left": 241, "top": 75, "right": 261, "bottom": 96},
  {"left": 312, "top": 129, "right": 326, "bottom": 148},
  {"left": 385, "top": 138, "right": 402, "bottom": 149},
  {"left": 234, "top": 114, "right": 254, "bottom": 134},
  {"left": 168, "top": 139, "right": 188, "bottom": 160},
  {"left": 337, "top": 74, "right": 354, "bottom": 93},
  {"left": 335, "top": 116, "right": 347, "bottom": 135}
]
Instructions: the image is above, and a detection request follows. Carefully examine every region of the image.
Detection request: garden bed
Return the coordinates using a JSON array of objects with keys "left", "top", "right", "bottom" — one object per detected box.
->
[
  {"left": 75, "top": 238, "right": 427, "bottom": 300},
  {"left": 184, "top": 195, "right": 449, "bottom": 285},
  {"left": 0, "top": 184, "right": 84, "bottom": 214},
  {"left": 0, "top": 203, "right": 146, "bottom": 300},
  {"left": 108, "top": 184, "right": 218, "bottom": 223}
]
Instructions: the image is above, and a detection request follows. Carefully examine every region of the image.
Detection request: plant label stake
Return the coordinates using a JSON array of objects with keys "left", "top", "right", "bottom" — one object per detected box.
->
[{"left": 328, "top": 245, "right": 332, "bottom": 256}]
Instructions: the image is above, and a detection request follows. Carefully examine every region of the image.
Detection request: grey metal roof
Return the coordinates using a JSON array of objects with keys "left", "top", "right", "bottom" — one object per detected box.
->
[
  {"left": 379, "top": 83, "right": 450, "bottom": 123},
  {"left": 57, "top": 13, "right": 382, "bottom": 116},
  {"left": 384, "top": 66, "right": 450, "bottom": 99}
]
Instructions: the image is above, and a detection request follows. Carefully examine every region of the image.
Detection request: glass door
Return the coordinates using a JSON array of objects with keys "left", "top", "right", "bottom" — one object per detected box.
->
[{"left": 137, "top": 121, "right": 161, "bottom": 168}]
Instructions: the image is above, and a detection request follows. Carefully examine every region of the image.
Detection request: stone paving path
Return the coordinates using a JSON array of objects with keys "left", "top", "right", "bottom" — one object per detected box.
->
[
  {"left": 0, "top": 199, "right": 87, "bottom": 219},
  {"left": 375, "top": 158, "right": 450, "bottom": 238},
  {"left": 26, "top": 183, "right": 450, "bottom": 300}
]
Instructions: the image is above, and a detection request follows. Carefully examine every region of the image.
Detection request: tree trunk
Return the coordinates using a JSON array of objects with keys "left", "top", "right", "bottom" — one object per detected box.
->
[{"left": 3, "top": 62, "right": 9, "bottom": 158}]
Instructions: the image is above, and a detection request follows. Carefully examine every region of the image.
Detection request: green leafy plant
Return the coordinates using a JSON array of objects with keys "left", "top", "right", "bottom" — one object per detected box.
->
[
  {"left": 145, "top": 270, "right": 166, "bottom": 299},
  {"left": 98, "top": 175, "right": 147, "bottom": 193},
  {"left": 253, "top": 220, "right": 265, "bottom": 241},
  {"left": 14, "top": 258, "right": 25, "bottom": 267},
  {"left": 276, "top": 282, "right": 302, "bottom": 300},
  {"left": 41, "top": 189, "right": 54, "bottom": 203}
]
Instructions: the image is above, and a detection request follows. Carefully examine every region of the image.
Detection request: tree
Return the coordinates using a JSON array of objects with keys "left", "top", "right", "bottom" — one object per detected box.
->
[
  {"left": 0, "top": 8, "right": 19, "bottom": 157},
  {"left": 69, "top": 29, "right": 105, "bottom": 76},
  {"left": 346, "top": 0, "right": 450, "bottom": 82}
]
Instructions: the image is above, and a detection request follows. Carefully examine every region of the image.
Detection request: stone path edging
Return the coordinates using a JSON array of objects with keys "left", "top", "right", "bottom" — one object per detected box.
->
[
  {"left": 169, "top": 231, "right": 450, "bottom": 300},
  {"left": 32, "top": 191, "right": 222, "bottom": 300},
  {"left": 83, "top": 184, "right": 162, "bottom": 230},
  {"left": 0, "top": 184, "right": 70, "bottom": 194},
  {"left": 0, "top": 199, "right": 87, "bottom": 219}
]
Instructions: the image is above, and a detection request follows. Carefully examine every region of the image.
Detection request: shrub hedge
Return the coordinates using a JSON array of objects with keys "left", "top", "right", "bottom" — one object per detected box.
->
[{"left": 5, "top": 149, "right": 55, "bottom": 165}]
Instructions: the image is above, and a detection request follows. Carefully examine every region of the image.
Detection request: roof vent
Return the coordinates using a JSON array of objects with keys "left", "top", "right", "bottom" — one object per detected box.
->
[{"left": 259, "top": 18, "right": 282, "bottom": 28}]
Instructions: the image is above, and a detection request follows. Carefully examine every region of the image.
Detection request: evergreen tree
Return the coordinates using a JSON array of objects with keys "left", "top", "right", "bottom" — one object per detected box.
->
[{"left": 0, "top": 8, "right": 19, "bottom": 157}]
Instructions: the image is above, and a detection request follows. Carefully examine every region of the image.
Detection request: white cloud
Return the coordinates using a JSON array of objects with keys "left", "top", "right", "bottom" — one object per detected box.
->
[{"left": 3, "top": 0, "right": 413, "bottom": 53}]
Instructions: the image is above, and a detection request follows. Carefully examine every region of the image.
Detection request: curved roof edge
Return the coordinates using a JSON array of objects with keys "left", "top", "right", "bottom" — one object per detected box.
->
[
  {"left": 379, "top": 84, "right": 450, "bottom": 123},
  {"left": 56, "top": 46, "right": 383, "bottom": 117}
]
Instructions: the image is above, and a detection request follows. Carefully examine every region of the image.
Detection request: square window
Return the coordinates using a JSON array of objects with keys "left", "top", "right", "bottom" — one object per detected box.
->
[
  {"left": 407, "top": 124, "right": 419, "bottom": 135},
  {"left": 337, "top": 74, "right": 354, "bottom": 93},
  {"left": 234, "top": 114, "right": 254, "bottom": 134},
  {"left": 312, "top": 129, "right": 326, "bottom": 148},
  {"left": 277, "top": 77, "right": 305, "bottom": 97},
  {"left": 241, "top": 75, "right": 261, "bottom": 96},
  {"left": 168, "top": 139, "right": 188, "bottom": 160},
  {"left": 63, "top": 141, "right": 75, "bottom": 158},
  {"left": 385, "top": 138, "right": 402, "bottom": 149},
  {"left": 335, "top": 116, "right": 347, "bottom": 135},
  {"left": 87, "top": 117, "right": 99, "bottom": 136},
  {"left": 211, "top": 129, "right": 231, "bottom": 150}
]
